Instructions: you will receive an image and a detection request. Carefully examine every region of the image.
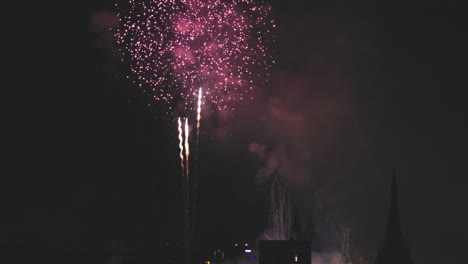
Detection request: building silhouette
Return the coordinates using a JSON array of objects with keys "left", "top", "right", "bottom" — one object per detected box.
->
[
  {"left": 259, "top": 240, "right": 311, "bottom": 264},
  {"left": 374, "top": 173, "right": 414, "bottom": 264}
]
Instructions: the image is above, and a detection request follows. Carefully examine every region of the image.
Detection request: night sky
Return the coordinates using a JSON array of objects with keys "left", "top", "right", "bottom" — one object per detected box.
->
[{"left": 3, "top": 0, "right": 467, "bottom": 264}]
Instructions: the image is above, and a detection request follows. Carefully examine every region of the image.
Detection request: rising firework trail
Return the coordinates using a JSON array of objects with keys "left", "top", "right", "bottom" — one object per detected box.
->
[
  {"left": 196, "top": 88, "right": 202, "bottom": 136},
  {"left": 184, "top": 118, "right": 190, "bottom": 180},
  {"left": 178, "top": 116, "right": 191, "bottom": 264},
  {"left": 184, "top": 117, "right": 191, "bottom": 264},
  {"left": 178, "top": 117, "right": 185, "bottom": 189},
  {"left": 190, "top": 88, "right": 203, "bottom": 257},
  {"left": 176, "top": 89, "right": 202, "bottom": 264},
  {"left": 178, "top": 116, "right": 188, "bottom": 242}
]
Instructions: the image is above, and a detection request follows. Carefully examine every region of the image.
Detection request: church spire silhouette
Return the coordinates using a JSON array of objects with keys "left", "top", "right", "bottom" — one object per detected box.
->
[{"left": 374, "top": 172, "right": 413, "bottom": 264}]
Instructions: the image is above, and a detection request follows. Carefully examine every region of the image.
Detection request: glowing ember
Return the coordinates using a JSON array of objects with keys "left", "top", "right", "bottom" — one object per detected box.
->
[{"left": 116, "top": 0, "right": 275, "bottom": 114}]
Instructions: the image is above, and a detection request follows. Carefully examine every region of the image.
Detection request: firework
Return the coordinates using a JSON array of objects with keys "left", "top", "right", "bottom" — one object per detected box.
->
[
  {"left": 178, "top": 117, "right": 188, "bottom": 222},
  {"left": 117, "top": 1, "right": 276, "bottom": 263},
  {"left": 184, "top": 118, "right": 190, "bottom": 178},
  {"left": 178, "top": 116, "right": 191, "bottom": 264},
  {"left": 196, "top": 88, "right": 202, "bottom": 132},
  {"left": 190, "top": 87, "right": 202, "bottom": 252},
  {"left": 178, "top": 117, "right": 185, "bottom": 172},
  {"left": 116, "top": 0, "right": 275, "bottom": 113}
]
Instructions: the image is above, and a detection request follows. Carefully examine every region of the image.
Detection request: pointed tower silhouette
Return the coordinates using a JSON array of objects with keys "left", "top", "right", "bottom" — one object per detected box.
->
[{"left": 374, "top": 172, "right": 414, "bottom": 264}]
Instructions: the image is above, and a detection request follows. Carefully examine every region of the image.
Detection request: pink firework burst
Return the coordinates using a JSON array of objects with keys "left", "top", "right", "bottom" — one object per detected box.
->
[{"left": 115, "top": 0, "right": 276, "bottom": 114}]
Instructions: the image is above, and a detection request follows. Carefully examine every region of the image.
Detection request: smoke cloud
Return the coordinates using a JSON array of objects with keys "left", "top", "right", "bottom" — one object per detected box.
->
[
  {"left": 247, "top": 17, "right": 369, "bottom": 261},
  {"left": 90, "top": 11, "right": 118, "bottom": 30},
  {"left": 90, "top": 11, "right": 119, "bottom": 57}
]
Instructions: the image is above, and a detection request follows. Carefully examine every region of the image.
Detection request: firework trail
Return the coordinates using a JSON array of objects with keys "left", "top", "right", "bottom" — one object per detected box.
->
[
  {"left": 184, "top": 117, "right": 190, "bottom": 264},
  {"left": 178, "top": 117, "right": 187, "bottom": 209},
  {"left": 196, "top": 88, "right": 202, "bottom": 135},
  {"left": 190, "top": 88, "right": 203, "bottom": 254},
  {"left": 178, "top": 116, "right": 191, "bottom": 264},
  {"left": 178, "top": 118, "right": 185, "bottom": 177},
  {"left": 116, "top": 0, "right": 275, "bottom": 114},
  {"left": 184, "top": 118, "right": 191, "bottom": 264},
  {"left": 184, "top": 118, "right": 190, "bottom": 180}
]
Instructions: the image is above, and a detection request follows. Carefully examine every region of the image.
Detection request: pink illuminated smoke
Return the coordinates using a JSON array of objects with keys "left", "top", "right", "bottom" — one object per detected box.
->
[{"left": 116, "top": 0, "right": 276, "bottom": 114}]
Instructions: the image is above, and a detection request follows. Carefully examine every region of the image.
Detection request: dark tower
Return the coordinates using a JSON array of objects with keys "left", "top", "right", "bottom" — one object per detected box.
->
[{"left": 374, "top": 173, "right": 413, "bottom": 264}]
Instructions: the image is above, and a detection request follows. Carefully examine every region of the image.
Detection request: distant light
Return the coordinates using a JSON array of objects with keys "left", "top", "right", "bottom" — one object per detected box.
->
[
  {"left": 244, "top": 243, "right": 248, "bottom": 247},
  {"left": 235, "top": 243, "right": 238, "bottom": 247},
  {"left": 253, "top": 256, "right": 257, "bottom": 259},
  {"left": 245, "top": 249, "right": 252, "bottom": 253}
]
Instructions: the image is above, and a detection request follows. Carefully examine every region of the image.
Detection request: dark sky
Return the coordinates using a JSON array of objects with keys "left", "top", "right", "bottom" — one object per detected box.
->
[{"left": 3, "top": 0, "right": 467, "bottom": 264}]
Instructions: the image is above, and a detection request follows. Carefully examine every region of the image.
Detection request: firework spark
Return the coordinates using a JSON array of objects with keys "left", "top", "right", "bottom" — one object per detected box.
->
[{"left": 116, "top": 0, "right": 275, "bottom": 114}]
